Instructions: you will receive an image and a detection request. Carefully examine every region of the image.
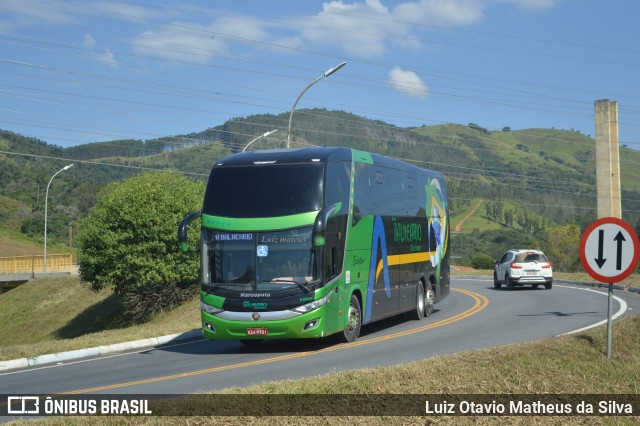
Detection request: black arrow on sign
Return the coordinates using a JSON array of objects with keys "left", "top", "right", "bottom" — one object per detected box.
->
[
  {"left": 595, "top": 229, "right": 606, "bottom": 269},
  {"left": 614, "top": 231, "right": 626, "bottom": 270}
]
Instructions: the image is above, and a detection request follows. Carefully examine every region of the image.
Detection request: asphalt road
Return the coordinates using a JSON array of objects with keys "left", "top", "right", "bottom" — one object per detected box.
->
[{"left": 1, "top": 278, "right": 638, "bottom": 397}]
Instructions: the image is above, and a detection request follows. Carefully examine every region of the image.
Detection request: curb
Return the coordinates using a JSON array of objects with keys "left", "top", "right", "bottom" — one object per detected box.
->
[{"left": 0, "top": 329, "right": 202, "bottom": 372}]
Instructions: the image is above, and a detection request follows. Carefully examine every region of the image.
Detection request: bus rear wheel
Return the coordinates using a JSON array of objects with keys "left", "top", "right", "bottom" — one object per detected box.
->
[
  {"left": 425, "top": 281, "right": 434, "bottom": 318},
  {"left": 341, "top": 294, "right": 361, "bottom": 343},
  {"left": 408, "top": 282, "right": 425, "bottom": 320}
]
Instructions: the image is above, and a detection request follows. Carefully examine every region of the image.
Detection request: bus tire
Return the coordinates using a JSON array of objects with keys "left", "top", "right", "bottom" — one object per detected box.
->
[
  {"left": 407, "top": 281, "right": 425, "bottom": 320},
  {"left": 341, "top": 294, "right": 361, "bottom": 343},
  {"left": 425, "top": 281, "right": 434, "bottom": 318}
]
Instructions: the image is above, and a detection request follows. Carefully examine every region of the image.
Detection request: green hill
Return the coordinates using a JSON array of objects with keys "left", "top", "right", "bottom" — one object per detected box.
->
[{"left": 2, "top": 110, "right": 639, "bottom": 266}]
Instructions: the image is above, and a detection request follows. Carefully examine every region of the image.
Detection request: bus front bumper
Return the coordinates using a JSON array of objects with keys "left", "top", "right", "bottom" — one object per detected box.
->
[{"left": 201, "top": 306, "right": 329, "bottom": 340}]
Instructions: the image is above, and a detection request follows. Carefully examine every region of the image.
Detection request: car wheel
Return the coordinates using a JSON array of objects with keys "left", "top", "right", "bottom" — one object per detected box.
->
[
  {"left": 506, "top": 274, "right": 515, "bottom": 290},
  {"left": 340, "top": 294, "right": 361, "bottom": 342},
  {"left": 408, "top": 282, "right": 425, "bottom": 320},
  {"left": 493, "top": 271, "right": 502, "bottom": 289},
  {"left": 545, "top": 282, "right": 552, "bottom": 290}
]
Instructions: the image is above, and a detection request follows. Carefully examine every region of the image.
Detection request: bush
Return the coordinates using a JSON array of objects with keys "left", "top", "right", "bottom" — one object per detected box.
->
[
  {"left": 471, "top": 254, "right": 496, "bottom": 270},
  {"left": 77, "top": 171, "right": 204, "bottom": 319}
]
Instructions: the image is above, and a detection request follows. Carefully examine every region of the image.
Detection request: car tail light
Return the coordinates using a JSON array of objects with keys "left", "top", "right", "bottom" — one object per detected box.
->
[
  {"left": 541, "top": 262, "right": 551, "bottom": 268},
  {"left": 510, "top": 261, "right": 522, "bottom": 269}
]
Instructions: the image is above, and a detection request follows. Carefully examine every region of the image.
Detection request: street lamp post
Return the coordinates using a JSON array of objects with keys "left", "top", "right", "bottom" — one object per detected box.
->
[
  {"left": 44, "top": 164, "right": 73, "bottom": 274},
  {"left": 242, "top": 129, "right": 278, "bottom": 152},
  {"left": 287, "top": 61, "right": 346, "bottom": 148}
]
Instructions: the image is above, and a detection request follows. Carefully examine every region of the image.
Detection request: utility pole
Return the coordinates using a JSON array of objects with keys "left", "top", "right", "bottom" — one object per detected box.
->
[{"left": 594, "top": 100, "right": 621, "bottom": 219}]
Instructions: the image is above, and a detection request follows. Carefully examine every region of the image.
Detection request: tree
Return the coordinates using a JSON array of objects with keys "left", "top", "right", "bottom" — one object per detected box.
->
[
  {"left": 471, "top": 254, "right": 496, "bottom": 270},
  {"left": 504, "top": 209, "right": 514, "bottom": 228},
  {"left": 543, "top": 224, "right": 581, "bottom": 272},
  {"left": 78, "top": 171, "right": 205, "bottom": 319},
  {"left": 485, "top": 202, "right": 493, "bottom": 219}
]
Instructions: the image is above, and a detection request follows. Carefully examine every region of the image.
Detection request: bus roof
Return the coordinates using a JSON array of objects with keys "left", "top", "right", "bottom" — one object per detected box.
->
[
  {"left": 215, "top": 147, "right": 444, "bottom": 179},
  {"left": 216, "top": 147, "right": 351, "bottom": 167}
]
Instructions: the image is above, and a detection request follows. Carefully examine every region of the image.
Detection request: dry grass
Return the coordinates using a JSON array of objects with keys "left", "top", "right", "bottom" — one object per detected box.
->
[{"left": 0, "top": 276, "right": 200, "bottom": 361}]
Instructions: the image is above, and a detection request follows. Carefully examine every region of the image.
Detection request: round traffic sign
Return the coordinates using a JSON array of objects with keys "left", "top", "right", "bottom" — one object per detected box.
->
[{"left": 579, "top": 217, "right": 640, "bottom": 283}]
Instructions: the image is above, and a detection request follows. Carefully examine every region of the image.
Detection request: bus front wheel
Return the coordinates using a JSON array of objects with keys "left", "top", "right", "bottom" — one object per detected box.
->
[{"left": 341, "top": 294, "right": 361, "bottom": 343}]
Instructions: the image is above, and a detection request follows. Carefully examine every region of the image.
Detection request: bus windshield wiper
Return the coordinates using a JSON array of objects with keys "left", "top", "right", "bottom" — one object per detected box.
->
[{"left": 271, "top": 277, "right": 311, "bottom": 292}]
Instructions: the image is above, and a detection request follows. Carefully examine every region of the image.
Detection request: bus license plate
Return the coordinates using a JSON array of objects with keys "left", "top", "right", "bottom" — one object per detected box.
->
[{"left": 246, "top": 328, "right": 268, "bottom": 336}]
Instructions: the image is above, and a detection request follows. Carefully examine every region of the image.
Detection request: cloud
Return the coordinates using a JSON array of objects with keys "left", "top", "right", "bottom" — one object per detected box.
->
[
  {"left": 130, "top": 15, "right": 277, "bottom": 64},
  {"left": 388, "top": 67, "right": 428, "bottom": 99},
  {"left": 132, "top": 26, "right": 223, "bottom": 65},
  {"left": 295, "top": 0, "right": 560, "bottom": 57},
  {"left": 96, "top": 48, "right": 118, "bottom": 69},
  {"left": 297, "top": 0, "right": 487, "bottom": 57},
  {"left": 393, "top": 0, "right": 486, "bottom": 27},
  {"left": 299, "top": 0, "right": 412, "bottom": 57},
  {"left": 82, "top": 33, "right": 119, "bottom": 69},
  {"left": 90, "top": 1, "right": 175, "bottom": 23},
  {"left": 496, "top": 0, "right": 559, "bottom": 10},
  {"left": 82, "top": 34, "right": 97, "bottom": 50},
  {"left": 0, "top": 0, "right": 76, "bottom": 25}
]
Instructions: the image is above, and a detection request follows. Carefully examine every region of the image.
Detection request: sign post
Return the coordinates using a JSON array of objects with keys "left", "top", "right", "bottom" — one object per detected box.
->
[{"left": 579, "top": 217, "right": 640, "bottom": 358}]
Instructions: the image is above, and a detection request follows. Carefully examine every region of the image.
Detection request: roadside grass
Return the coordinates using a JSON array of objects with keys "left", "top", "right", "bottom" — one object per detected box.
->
[
  {"left": 0, "top": 276, "right": 199, "bottom": 361},
  {"left": 11, "top": 314, "right": 640, "bottom": 425},
  {"left": 0, "top": 228, "right": 70, "bottom": 257}
]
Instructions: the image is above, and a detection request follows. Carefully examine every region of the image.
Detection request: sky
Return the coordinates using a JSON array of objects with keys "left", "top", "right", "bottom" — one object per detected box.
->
[{"left": 0, "top": 0, "right": 639, "bottom": 151}]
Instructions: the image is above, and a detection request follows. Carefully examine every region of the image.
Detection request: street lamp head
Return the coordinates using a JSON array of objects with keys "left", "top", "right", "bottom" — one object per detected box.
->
[
  {"left": 287, "top": 61, "right": 346, "bottom": 149},
  {"left": 324, "top": 61, "right": 346, "bottom": 78},
  {"left": 63, "top": 164, "right": 74, "bottom": 171}
]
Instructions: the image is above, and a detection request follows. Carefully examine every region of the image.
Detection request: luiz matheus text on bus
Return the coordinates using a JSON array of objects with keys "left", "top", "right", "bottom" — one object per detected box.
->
[{"left": 179, "top": 147, "right": 449, "bottom": 344}]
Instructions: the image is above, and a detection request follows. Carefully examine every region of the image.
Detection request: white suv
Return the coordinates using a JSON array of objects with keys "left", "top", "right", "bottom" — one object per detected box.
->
[{"left": 494, "top": 249, "right": 553, "bottom": 290}]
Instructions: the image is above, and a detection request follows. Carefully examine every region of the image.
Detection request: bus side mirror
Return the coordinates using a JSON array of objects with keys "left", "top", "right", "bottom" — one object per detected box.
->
[
  {"left": 178, "top": 210, "right": 202, "bottom": 252},
  {"left": 312, "top": 203, "right": 341, "bottom": 247}
]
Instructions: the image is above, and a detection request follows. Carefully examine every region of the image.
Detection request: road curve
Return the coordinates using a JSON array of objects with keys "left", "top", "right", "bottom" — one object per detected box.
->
[{"left": 0, "top": 278, "right": 638, "bottom": 396}]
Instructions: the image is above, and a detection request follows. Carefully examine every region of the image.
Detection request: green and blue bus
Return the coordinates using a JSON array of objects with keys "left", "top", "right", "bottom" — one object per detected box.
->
[{"left": 179, "top": 147, "right": 449, "bottom": 344}]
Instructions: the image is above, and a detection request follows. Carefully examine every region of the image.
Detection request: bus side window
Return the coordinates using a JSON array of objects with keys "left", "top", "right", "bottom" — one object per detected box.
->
[{"left": 324, "top": 233, "right": 342, "bottom": 280}]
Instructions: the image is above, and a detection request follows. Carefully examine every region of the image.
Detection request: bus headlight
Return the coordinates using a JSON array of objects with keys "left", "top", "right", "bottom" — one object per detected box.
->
[
  {"left": 200, "top": 301, "right": 224, "bottom": 315},
  {"left": 292, "top": 290, "right": 333, "bottom": 314}
]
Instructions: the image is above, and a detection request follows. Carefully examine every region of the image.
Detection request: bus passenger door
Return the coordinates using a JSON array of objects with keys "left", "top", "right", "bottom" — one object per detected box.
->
[{"left": 322, "top": 215, "right": 346, "bottom": 335}]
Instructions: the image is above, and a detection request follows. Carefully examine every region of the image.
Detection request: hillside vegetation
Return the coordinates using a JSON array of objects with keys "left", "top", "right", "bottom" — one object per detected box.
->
[{"left": 2, "top": 109, "right": 640, "bottom": 266}]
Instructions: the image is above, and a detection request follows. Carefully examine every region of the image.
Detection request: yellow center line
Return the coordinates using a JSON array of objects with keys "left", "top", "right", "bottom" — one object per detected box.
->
[{"left": 61, "top": 288, "right": 489, "bottom": 395}]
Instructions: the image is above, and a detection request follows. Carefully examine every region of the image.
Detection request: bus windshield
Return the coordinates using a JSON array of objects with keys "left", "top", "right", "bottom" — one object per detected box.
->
[
  {"left": 202, "top": 227, "right": 319, "bottom": 292},
  {"left": 203, "top": 163, "right": 324, "bottom": 218}
]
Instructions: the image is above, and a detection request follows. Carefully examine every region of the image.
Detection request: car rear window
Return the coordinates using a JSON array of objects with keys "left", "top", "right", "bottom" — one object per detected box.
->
[{"left": 515, "top": 253, "right": 548, "bottom": 263}]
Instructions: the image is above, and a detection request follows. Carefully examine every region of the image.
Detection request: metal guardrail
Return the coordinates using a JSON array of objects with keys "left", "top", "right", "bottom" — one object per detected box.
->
[{"left": 0, "top": 254, "right": 74, "bottom": 275}]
